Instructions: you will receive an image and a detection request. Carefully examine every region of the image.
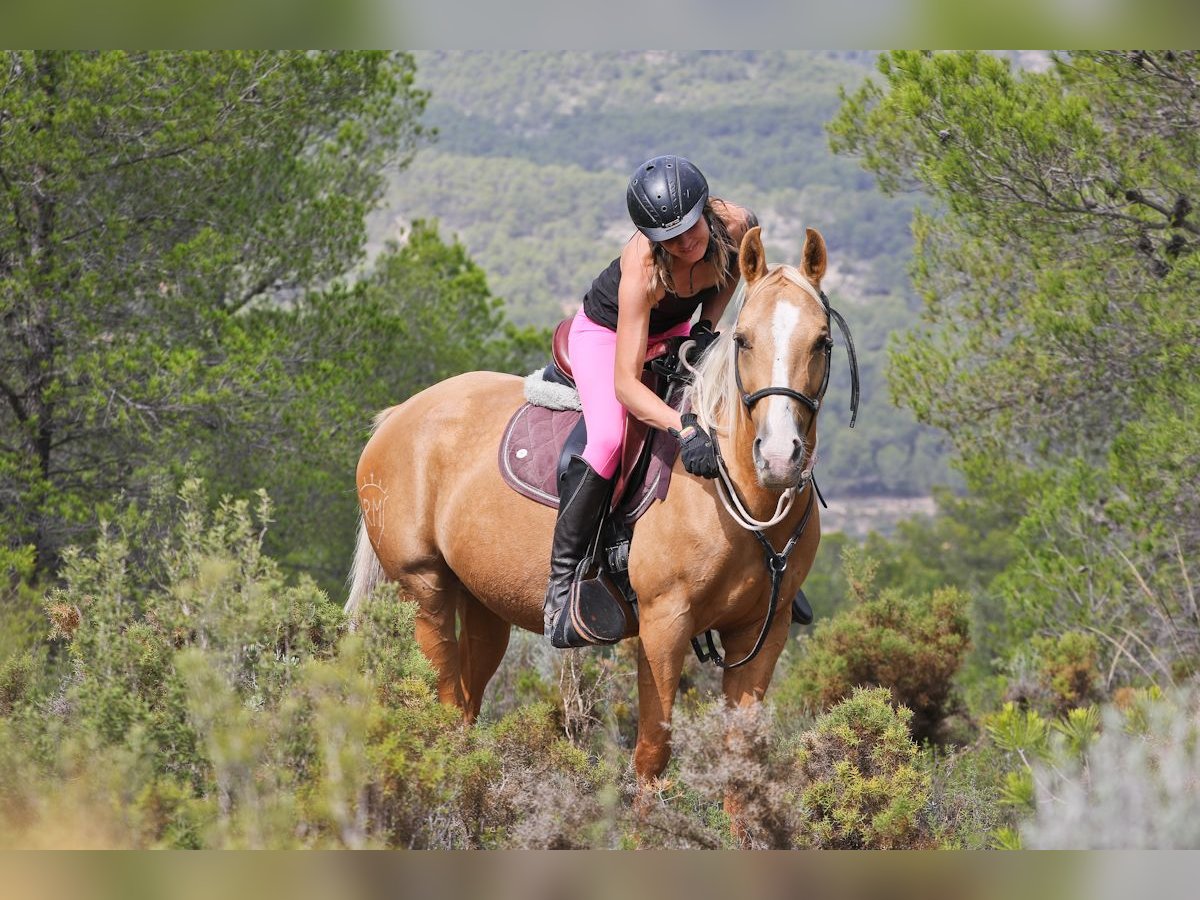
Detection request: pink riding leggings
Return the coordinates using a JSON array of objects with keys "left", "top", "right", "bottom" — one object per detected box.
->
[{"left": 568, "top": 308, "right": 692, "bottom": 479}]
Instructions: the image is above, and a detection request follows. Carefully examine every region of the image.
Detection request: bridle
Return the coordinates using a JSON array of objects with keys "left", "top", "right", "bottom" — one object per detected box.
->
[
  {"left": 732, "top": 271, "right": 860, "bottom": 430},
  {"left": 687, "top": 269, "right": 860, "bottom": 670},
  {"left": 695, "top": 272, "right": 860, "bottom": 532}
]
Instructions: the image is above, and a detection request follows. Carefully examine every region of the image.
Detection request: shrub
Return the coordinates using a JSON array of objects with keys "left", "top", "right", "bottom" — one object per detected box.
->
[
  {"left": 1023, "top": 687, "right": 1200, "bottom": 849},
  {"left": 0, "top": 480, "right": 975, "bottom": 849},
  {"left": 778, "top": 550, "right": 971, "bottom": 742},
  {"left": 1032, "top": 631, "right": 1101, "bottom": 715},
  {"left": 794, "top": 686, "right": 934, "bottom": 849},
  {"left": 0, "top": 478, "right": 638, "bottom": 849},
  {"left": 979, "top": 698, "right": 1108, "bottom": 849},
  {"left": 1, "top": 545, "right": 45, "bottom": 667},
  {"left": 0, "top": 481, "right": 362, "bottom": 846},
  {"left": 667, "top": 701, "right": 799, "bottom": 849},
  {"left": 0, "top": 652, "right": 34, "bottom": 717},
  {"left": 474, "top": 701, "right": 615, "bottom": 849},
  {"left": 923, "top": 741, "right": 1011, "bottom": 849},
  {"left": 663, "top": 688, "right": 937, "bottom": 850}
]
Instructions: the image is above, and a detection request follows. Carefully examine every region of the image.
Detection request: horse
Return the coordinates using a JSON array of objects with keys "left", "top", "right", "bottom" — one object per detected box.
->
[{"left": 346, "top": 225, "right": 845, "bottom": 801}]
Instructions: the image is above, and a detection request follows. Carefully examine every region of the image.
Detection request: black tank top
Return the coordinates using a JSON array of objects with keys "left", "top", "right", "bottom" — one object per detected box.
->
[{"left": 580, "top": 252, "right": 739, "bottom": 334}]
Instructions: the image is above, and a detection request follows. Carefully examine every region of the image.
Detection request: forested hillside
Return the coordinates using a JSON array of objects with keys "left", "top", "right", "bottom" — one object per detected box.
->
[{"left": 372, "top": 50, "right": 954, "bottom": 498}]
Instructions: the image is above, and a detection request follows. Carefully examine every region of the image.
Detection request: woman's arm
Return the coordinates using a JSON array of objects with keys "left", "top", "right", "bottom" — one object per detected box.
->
[
  {"left": 700, "top": 276, "right": 739, "bottom": 329},
  {"left": 613, "top": 236, "right": 686, "bottom": 433}
]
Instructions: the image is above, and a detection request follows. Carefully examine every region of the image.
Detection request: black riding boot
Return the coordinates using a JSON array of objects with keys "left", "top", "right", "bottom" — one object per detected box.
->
[
  {"left": 543, "top": 455, "right": 626, "bottom": 648},
  {"left": 791, "top": 588, "right": 814, "bottom": 626}
]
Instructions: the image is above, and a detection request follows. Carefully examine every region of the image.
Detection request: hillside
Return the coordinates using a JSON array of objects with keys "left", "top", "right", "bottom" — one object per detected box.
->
[{"left": 370, "top": 50, "right": 957, "bottom": 499}]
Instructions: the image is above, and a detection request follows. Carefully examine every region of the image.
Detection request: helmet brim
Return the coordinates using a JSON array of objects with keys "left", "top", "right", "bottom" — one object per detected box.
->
[{"left": 636, "top": 197, "right": 706, "bottom": 243}]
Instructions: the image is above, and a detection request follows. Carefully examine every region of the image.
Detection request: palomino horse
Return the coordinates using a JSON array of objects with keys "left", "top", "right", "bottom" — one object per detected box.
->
[{"left": 347, "top": 225, "right": 840, "bottom": 789}]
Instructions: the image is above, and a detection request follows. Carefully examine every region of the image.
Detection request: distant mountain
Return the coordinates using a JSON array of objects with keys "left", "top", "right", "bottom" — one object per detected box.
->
[
  {"left": 371, "top": 50, "right": 958, "bottom": 500},
  {"left": 372, "top": 51, "right": 913, "bottom": 321}
]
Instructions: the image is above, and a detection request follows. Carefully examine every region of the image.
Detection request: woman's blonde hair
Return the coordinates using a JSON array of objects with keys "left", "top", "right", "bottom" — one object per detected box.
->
[{"left": 646, "top": 199, "right": 738, "bottom": 303}]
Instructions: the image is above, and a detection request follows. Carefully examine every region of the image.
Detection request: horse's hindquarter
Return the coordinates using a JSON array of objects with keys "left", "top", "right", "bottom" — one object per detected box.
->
[{"left": 357, "top": 371, "right": 553, "bottom": 633}]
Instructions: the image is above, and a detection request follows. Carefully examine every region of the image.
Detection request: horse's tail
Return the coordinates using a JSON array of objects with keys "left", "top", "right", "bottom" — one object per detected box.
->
[
  {"left": 345, "top": 405, "right": 399, "bottom": 617},
  {"left": 345, "top": 514, "right": 385, "bottom": 617}
]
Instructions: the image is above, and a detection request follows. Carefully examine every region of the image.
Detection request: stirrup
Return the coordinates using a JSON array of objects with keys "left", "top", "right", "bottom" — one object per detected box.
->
[{"left": 548, "top": 569, "right": 629, "bottom": 648}]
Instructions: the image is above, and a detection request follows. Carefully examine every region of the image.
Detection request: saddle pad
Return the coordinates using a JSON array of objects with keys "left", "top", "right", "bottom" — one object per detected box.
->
[
  {"left": 498, "top": 403, "right": 675, "bottom": 523},
  {"left": 498, "top": 403, "right": 580, "bottom": 507}
]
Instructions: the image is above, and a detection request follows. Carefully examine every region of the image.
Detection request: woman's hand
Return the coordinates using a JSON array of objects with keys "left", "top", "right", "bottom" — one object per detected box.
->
[{"left": 670, "top": 412, "right": 719, "bottom": 478}]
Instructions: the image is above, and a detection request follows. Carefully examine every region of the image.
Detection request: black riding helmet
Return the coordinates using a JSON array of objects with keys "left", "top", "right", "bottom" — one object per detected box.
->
[{"left": 626, "top": 155, "right": 709, "bottom": 242}]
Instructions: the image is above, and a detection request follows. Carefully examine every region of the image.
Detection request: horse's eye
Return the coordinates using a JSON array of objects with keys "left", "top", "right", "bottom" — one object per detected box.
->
[
  {"left": 733, "top": 333, "right": 750, "bottom": 350},
  {"left": 819, "top": 337, "right": 834, "bottom": 351}
]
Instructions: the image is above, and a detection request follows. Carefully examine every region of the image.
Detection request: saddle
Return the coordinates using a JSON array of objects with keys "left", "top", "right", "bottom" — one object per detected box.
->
[{"left": 498, "top": 317, "right": 689, "bottom": 597}]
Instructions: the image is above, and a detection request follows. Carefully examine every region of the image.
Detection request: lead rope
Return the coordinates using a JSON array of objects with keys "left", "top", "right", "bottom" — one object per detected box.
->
[
  {"left": 715, "top": 465, "right": 795, "bottom": 529},
  {"left": 710, "top": 427, "right": 820, "bottom": 531}
]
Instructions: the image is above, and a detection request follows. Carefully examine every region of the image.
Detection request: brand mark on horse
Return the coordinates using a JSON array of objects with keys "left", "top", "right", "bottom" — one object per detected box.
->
[{"left": 360, "top": 473, "right": 388, "bottom": 535}]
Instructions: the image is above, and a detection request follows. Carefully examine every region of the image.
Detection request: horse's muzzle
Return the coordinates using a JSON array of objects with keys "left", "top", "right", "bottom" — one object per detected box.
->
[{"left": 752, "top": 435, "right": 807, "bottom": 490}]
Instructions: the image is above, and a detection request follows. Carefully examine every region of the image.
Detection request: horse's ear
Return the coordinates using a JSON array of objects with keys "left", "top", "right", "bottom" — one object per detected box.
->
[
  {"left": 739, "top": 225, "right": 768, "bottom": 285},
  {"left": 800, "top": 227, "right": 827, "bottom": 287}
]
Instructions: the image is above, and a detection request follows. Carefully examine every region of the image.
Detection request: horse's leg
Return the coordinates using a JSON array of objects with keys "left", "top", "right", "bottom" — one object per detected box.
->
[
  {"left": 632, "top": 600, "right": 695, "bottom": 782},
  {"left": 718, "top": 615, "right": 791, "bottom": 709},
  {"left": 716, "top": 614, "right": 793, "bottom": 846},
  {"left": 457, "top": 595, "right": 512, "bottom": 722},
  {"left": 627, "top": 602, "right": 695, "bottom": 848},
  {"left": 397, "top": 563, "right": 471, "bottom": 712}
]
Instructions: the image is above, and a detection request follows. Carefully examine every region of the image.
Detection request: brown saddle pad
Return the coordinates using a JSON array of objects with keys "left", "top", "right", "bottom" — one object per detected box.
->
[{"left": 498, "top": 403, "right": 677, "bottom": 524}]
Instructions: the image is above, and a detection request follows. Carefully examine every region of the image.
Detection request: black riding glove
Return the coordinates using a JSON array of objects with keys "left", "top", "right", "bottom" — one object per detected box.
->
[
  {"left": 670, "top": 412, "right": 719, "bottom": 479},
  {"left": 688, "top": 319, "right": 720, "bottom": 358}
]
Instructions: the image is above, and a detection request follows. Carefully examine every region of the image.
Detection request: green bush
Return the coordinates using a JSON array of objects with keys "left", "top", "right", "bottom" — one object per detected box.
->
[
  {"left": 979, "top": 699, "right": 1107, "bottom": 849},
  {"left": 778, "top": 549, "right": 971, "bottom": 742},
  {"left": 0, "top": 653, "right": 34, "bottom": 717},
  {"left": 0, "top": 481, "right": 995, "bottom": 849},
  {"left": 1, "top": 480, "right": 355, "bottom": 847},
  {"left": 666, "top": 701, "right": 799, "bottom": 849},
  {"left": 794, "top": 686, "right": 933, "bottom": 849},
  {"left": 922, "top": 741, "right": 1011, "bottom": 849},
  {"left": 663, "top": 688, "right": 939, "bottom": 850},
  {"left": 1, "top": 546, "right": 45, "bottom": 664},
  {"left": 1032, "top": 631, "right": 1102, "bottom": 715},
  {"left": 0, "top": 481, "right": 633, "bottom": 848}
]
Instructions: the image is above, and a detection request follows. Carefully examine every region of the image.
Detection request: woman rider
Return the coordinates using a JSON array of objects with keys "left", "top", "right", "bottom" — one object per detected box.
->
[{"left": 544, "top": 155, "right": 758, "bottom": 649}]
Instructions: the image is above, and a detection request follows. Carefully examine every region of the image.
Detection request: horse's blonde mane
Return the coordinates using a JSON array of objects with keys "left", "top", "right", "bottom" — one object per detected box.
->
[
  {"left": 683, "top": 264, "right": 819, "bottom": 436},
  {"left": 683, "top": 279, "right": 749, "bottom": 436}
]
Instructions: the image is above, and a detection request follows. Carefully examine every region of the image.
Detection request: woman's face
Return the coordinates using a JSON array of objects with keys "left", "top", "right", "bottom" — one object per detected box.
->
[{"left": 660, "top": 215, "right": 709, "bottom": 264}]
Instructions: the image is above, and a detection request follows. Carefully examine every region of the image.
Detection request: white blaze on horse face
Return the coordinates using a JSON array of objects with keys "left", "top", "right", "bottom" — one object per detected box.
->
[{"left": 759, "top": 299, "right": 804, "bottom": 471}]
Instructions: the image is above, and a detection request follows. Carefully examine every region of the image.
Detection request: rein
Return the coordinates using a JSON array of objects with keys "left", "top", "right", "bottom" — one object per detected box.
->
[{"left": 685, "top": 276, "right": 860, "bottom": 669}]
